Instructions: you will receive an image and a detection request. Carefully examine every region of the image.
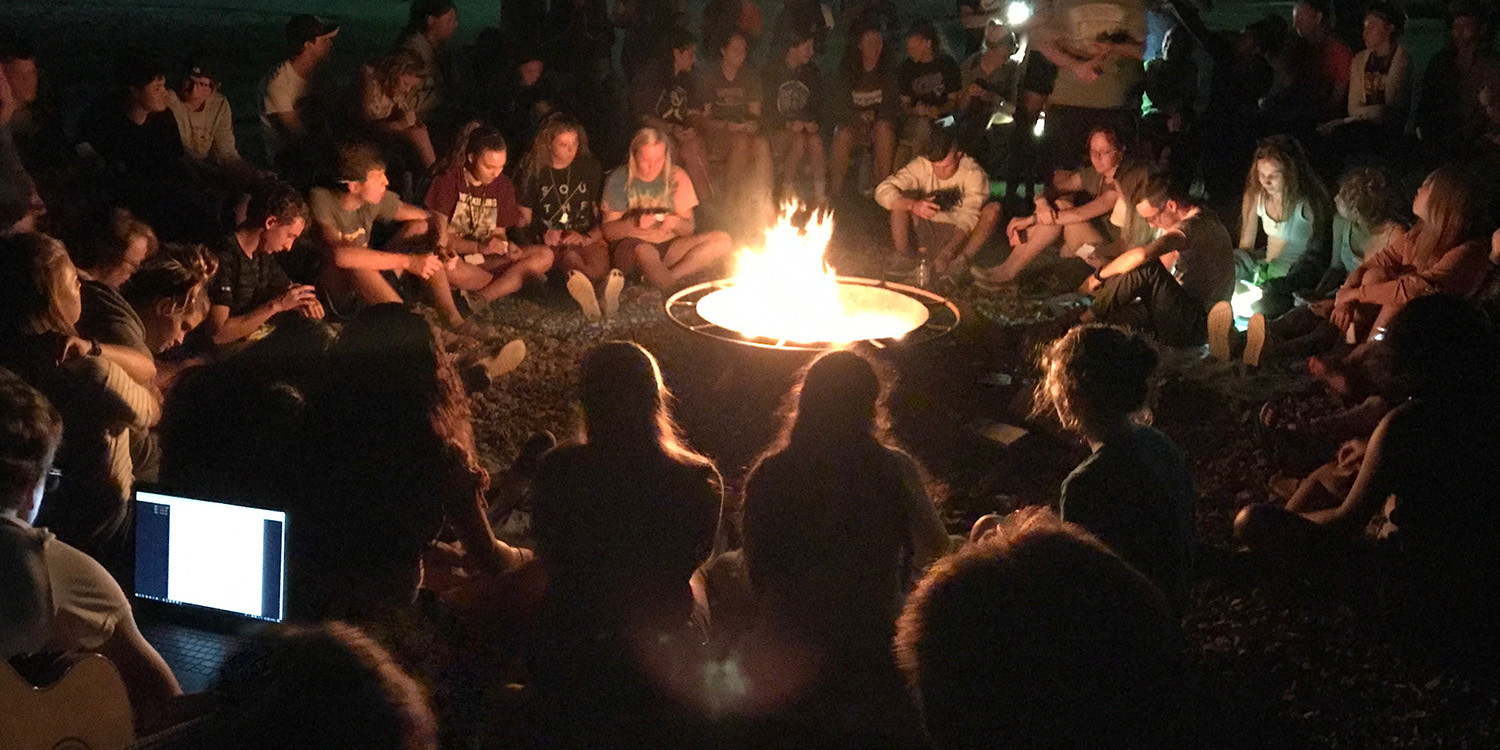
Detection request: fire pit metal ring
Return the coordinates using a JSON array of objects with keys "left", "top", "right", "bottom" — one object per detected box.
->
[{"left": 665, "top": 277, "right": 961, "bottom": 351}]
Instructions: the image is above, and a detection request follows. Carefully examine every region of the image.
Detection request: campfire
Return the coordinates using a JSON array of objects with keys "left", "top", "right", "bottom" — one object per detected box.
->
[{"left": 666, "top": 204, "right": 959, "bottom": 350}]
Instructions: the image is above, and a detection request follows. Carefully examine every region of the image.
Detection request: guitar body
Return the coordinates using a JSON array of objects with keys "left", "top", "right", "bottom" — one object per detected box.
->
[{"left": 0, "top": 654, "right": 135, "bottom": 750}]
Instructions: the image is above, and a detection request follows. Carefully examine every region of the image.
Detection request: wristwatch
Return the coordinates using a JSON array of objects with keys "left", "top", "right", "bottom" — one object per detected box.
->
[{"left": 88, "top": 339, "right": 102, "bottom": 357}]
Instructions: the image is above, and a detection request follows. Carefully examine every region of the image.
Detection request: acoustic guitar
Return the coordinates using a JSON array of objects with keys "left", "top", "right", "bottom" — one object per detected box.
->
[{"left": 0, "top": 653, "right": 135, "bottom": 750}]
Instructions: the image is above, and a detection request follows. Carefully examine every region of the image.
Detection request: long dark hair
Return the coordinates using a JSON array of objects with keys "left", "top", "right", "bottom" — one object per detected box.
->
[
  {"left": 399, "top": 0, "right": 455, "bottom": 43},
  {"left": 751, "top": 349, "right": 902, "bottom": 478},
  {"left": 439, "top": 120, "right": 507, "bottom": 176}
]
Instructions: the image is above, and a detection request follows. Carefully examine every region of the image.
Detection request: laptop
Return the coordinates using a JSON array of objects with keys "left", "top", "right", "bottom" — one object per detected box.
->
[{"left": 132, "top": 489, "right": 288, "bottom": 693}]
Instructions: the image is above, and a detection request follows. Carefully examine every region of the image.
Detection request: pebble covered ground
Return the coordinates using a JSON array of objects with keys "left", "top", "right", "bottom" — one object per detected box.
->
[{"left": 446, "top": 196, "right": 1499, "bottom": 747}]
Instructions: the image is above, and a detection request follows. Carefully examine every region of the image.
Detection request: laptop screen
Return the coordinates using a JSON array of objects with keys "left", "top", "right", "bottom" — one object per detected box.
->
[{"left": 133, "top": 491, "right": 287, "bottom": 622}]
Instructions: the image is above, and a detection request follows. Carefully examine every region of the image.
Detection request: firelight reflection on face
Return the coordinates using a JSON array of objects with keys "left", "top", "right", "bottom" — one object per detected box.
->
[
  {"left": 635, "top": 142, "right": 667, "bottom": 182},
  {"left": 932, "top": 150, "right": 960, "bottom": 180}
]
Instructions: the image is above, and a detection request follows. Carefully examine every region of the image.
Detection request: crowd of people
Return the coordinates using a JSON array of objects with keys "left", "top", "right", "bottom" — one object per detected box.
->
[{"left": 5, "top": 0, "right": 1500, "bottom": 746}]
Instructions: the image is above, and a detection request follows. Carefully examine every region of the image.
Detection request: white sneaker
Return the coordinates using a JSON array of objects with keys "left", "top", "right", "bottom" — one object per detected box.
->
[
  {"left": 566, "top": 270, "right": 602, "bottom": 321},
  {"left": 1207, "top": 301, "right": 1233, "bottom": 362},
  {"left": 1243, "top": 313, "right": 1267, "bottom": 367},
  {"left": 603, "top": 269, "right": 625, "bottom": 318},
  {"left": 481, "top": 339, "right": 527, "bottom": 379}
]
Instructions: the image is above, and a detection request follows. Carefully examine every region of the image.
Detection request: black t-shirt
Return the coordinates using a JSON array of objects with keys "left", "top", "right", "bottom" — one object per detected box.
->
[
  {"left": 77, "top": 105, "right": 185, "bottom": 177},
  {"left": 632, "top": 67, "right": 698, "bottom": 126},
  {"left": 1060, "top": 425, "right": 1196, "bottom": 610},
  {"left": 209, "top": 235, "right": 293, "bottom": 317},
  {"left": 763, "top": 60, "right": 823, "bottom": 127},
  {"left": 843, "top": 66, "right": 899, "bottom": 125},
  {"left": 897, "top": 55, "right": 963, "bottom": 109},
  {"left": 515, "top": 154, "right": 604, "bottom": 239}
]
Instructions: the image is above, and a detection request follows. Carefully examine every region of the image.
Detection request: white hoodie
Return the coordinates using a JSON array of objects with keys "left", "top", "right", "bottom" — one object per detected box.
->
[{"left": 875, "top": 154, "right": 988, "bottom": 234}]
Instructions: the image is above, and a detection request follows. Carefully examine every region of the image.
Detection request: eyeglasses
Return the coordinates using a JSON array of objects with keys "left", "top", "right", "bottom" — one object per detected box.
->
[{"left": 45, "top": 468, "right": 62, "bottom": 493}]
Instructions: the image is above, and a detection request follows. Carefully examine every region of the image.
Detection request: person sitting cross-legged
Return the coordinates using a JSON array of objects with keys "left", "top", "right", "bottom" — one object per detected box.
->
[
  {"left": 310, "top": 142, "right": 468, "bottom": 328},
  {"left": 423, "top": 123, "right": 555, "bottom": 313},
  {"left": 1080, "top": 169, "right": 1236, "bottom": 348},
  {"left": 875, "top": 127, "right": 999, "bottom": 277},
  {"left": 973, "top": 127, "right": 1140, "bottom": 286},
  {"left": 601, "top": 128, "right": 732, "bottom": 291}
]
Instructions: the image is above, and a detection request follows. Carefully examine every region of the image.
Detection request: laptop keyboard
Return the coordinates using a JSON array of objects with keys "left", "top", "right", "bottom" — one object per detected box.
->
[{"left": 140, "top": 623, "right": 240, "bottom": 677}]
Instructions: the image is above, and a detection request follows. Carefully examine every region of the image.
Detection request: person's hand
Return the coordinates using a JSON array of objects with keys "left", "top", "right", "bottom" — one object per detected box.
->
[
  {"left": 299, "top": 296, "right": 326, "bottom": 320},
  {"left": 1333, "top": 285, "right": 1358, "bottom": 309},
  {"left": 1035, "top": 200, "right": 1059, "bottom": 226},
  {"left": 1080, "top": 273, "right": 1102, "bottom": 294},
  {"left": 57, "top": 335, "right": 93, "bottom": 363},
  {"left": 659, "top": 213, "right": 682, "bottom": 232},
  {"left": 637, "top": 212, "right": 659, "bottom": 230},
  {"left": 1307, "top": 298, "right": 1335, "bottom": 319},
  {"left": 911, "top": 199, "right": 940, "bottom": 220},
  {"left": 400, "top": 108, "right": 418, "bottom": 129},
  {"left": 562, "top": 230, "right": 587, "bottom": 245},
  {"left": 406, "top": 253, "right": 443, "bottom": 279},
  {"left": 1006, "top": 216, "right": 1031, "bottom": 245},
  {"left": 543, "top": 228, "right": 564, "bottom": 246},
  {"left": 275, "top": 284, "right": 319, "bottom": 313},
  {"left": 1490, "top": 226, "right": 1500, "bottom": 264},
  {"left": 1330, "top": 299, "right": 1355, "bottom": 333},
  {"left": 482, "top": 236, "right": 510, "bottom": 255}
]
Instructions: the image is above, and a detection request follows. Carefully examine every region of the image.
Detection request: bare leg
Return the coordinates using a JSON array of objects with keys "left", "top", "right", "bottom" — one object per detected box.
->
[
  {"left": 804, "top": 132, "right": 827, "bottom": 201},
  {"left": 630, "top": 241, "right": 675, "bottom": 290},
  {"left": 1059, "top": 220, "right": 1106, "bottom": 257},
  {"left": 345, "top": 267, "right": 405, "bottom": 305},
  {"left": 423, "top": 266, "right": 466, "bottom": 327},
  {"left": 982, "top": 221, "right": 1064, "bottom": 282},
  {"left": 889, "top": 205, "right": 914, "bottom": 255},
  {"left": 779, "top": 129, "right": 805, "bottom": 195},
  {"left": 660, "top": 231, "right": 732, "bottom": 286},
  {"left": 405, "top": 126, "right": 438, "bottom": 169},
  {"left": 872, "top": 121, "right": 896, "bottom": 186},
  {"left": 956, "top": 202, "right": 1002, "bottom": 263},
  {"left": 828, "top": 127, "right": 857, "bottom": 198},
  {"left": 557, "top": 240, "right": 610, "bottom": 283}
]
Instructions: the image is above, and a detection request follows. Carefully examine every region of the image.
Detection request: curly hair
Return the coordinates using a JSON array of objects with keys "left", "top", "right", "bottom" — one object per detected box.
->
[
  {"left": 1334, "top": 167, "right": 1394, "bottom": 227},
  {"left": 372, "top": 47, "right": 425, "bottom": 93},
  {"left": 244, "top": 181, "right": 308, "bottom": 230},
  {"left": 1033, "top": 325, "right": 1159, "bottom": 439},
  {"left": 520, "top": 115, "right": 591, "bottom": 188}
]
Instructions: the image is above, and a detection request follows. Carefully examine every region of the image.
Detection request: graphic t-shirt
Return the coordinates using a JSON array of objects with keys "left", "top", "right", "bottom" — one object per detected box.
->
[
  {"left": 897, "top": 56, "right": 963, "bottom": 109},
  {"left": 424, "top": 167, "right": 522, "bottom": 242},
  {"left": 634, "top": 68, "right": 698, "bottom": 126},
  {"left": 763, "top": 60, "right": 822, "bottom": 126},
  {"left": 1360, "top": 53, "right": 1393, "bottom": 106},
  {"left": 844, "top": 67, "right": 898, "bottom": 125},
  {"left": 698, "top": 65, "right": 761, "bottom": 124},
  {"left": 309, "top": 187, "right": 402, "bottom": 248},
  {"left": 602, "top": 165, "right": 698, "bottom": 216},
  {"left": 517, "top": 154, "right": 605, "bottom": 236}
]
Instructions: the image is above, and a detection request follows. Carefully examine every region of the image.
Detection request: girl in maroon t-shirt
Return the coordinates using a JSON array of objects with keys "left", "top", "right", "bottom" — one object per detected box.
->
[{"left": 424, "top": 123, "right": 555, "bottom": 310}]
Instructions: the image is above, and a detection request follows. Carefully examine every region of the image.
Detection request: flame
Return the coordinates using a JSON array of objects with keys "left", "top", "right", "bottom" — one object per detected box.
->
[{"left": 694, "top": 203, "right": 929, "bottom": 344}]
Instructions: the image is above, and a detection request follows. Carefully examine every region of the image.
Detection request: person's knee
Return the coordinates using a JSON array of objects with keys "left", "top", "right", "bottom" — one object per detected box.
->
[
  {"left": 980, "top": 202, "right": 1002, "bottom": 221},
  {"left": 705, "top": 230, "right": 731, "bottom": 253}
]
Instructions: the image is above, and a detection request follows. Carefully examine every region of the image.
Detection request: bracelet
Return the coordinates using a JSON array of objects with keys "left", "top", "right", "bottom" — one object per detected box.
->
[
  {"left": 88, "top": 339, "right": 102, "bottom": 357},
  {"left": 1092, "top": 269, "right": 1106, "bottom": 283}
]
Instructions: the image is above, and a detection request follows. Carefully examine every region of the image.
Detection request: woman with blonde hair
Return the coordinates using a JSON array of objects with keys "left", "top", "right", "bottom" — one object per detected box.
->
[
  {"left": 1237, "top": 135, "right": 1334, "bottom": 316},
  {"left": 516, "top": 115, "right": 621, "bottom": 320},
  {"left": 1329, "top": 165, "right": 1491, "bottom": 340},
  {"left": 600, "top": 127, "right": 732, "bottom": 290}
]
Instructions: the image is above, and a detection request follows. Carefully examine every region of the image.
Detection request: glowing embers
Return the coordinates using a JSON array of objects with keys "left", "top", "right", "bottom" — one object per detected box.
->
[{"left": 692, "top": 204, "right": 929, "bottom": 345}]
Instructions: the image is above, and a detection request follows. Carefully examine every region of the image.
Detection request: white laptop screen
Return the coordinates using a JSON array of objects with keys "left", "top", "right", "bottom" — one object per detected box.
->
[{"left": 133, "top": 491, "right": 286, "bottom": 622}]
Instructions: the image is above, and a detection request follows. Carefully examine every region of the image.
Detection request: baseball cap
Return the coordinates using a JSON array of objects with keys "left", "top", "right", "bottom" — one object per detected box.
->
[{"left": 286, "top": 14, "right": 340, "bottom": 53}]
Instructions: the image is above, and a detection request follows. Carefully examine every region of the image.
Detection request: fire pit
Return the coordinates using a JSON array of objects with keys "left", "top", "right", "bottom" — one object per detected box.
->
[{"left": 664, "top": 205, "right": 960, "bottom": 350}]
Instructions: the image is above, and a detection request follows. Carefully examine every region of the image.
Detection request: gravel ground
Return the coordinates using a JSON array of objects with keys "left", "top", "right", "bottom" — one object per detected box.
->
[{"left": 451, "top": 196, "right": 1500, "bottom": 747}]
